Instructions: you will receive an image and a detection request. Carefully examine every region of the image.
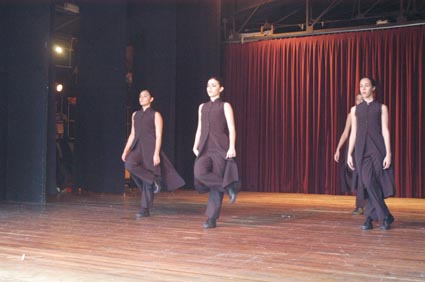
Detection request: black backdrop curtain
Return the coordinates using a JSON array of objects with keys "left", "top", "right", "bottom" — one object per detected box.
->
[{"left": 223, "top": 25, "right": 425, "bottom": 198}]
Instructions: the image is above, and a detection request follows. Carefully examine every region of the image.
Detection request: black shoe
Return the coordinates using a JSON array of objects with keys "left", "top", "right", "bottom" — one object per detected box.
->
[
  {"left": 362, "top": 217, "right": 373, "bottom": 230},
  {"left": 153, "top": 178, "right": 162, "bottom": 194},
  {"left": 380, "top": 214, "right": 395, "bottom": 230},
  {"left": 228, "top": 185, "right": 238, "bottom": 204},
  {"left": 352, "top": 207, "right": 364, "bottom": 215},
  {"left": 135, "top": 209, "right": 150, "bottom": 219},
  {"left": 203, "top": 218, "right": 216, "bottom": 229}
]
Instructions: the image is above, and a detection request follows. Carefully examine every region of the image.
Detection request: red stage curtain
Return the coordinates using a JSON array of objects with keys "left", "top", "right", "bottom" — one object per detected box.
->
[{"left": 224, "top": 26, "right": 425, "bottom": 198}]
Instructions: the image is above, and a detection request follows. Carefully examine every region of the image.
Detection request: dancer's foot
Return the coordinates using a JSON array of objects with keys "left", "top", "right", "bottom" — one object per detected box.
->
[
  {"left": 203, "top": 218, "right": 216, "bottom": 229},
  {"left": 380, "top": 214, "right": 394, "bottom": 230},
  {"left": 153, "top": 178, "right": 162, "bottom": 194},
  {"left": 228, "top": 185, "right": 238, "bottom": 204},
  {"left": 361, "top": 217, "right": 373, "bottom": 230},
  {"left": 352, "top": 207, "right": 364, "bottom": 215},
  {"left": 135, "top": 209, "right": 150, "bottom": 219}
]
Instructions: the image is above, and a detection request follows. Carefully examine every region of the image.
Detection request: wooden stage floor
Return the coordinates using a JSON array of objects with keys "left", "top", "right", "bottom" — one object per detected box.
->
[{"left": 0, "top": 190, "right": 424, "bottom": 282}]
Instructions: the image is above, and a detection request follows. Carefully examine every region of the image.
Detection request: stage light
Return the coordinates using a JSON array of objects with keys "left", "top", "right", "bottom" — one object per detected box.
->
[
  {"left": 54, "top": 45, "right": 64, "bottom": 55},
  {"left": 56, "top": 83, "right": 63, "bottom": 92}
]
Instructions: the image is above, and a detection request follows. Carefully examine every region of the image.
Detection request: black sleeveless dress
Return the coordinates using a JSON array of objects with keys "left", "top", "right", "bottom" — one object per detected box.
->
[
  {"left": 354, "top": 100, "right": 395, "bottom": 198},
  {"left": 125, "top": 107, "right": 185, "bottom": 191},
  {"left": 194, "top": 99, "right": 239, "bottom": 193}
]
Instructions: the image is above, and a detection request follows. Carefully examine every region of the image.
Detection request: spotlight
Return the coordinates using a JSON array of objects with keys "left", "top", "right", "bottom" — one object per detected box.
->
[
  {"left": 54, "top": 45, "right": 64, "bottom": 55},
  {"left": 56, "top": 83, "right": 63, "bottom": 92}
]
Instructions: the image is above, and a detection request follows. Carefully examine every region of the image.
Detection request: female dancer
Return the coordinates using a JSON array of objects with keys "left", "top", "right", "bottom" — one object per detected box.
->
[
  {"left": 347, "top": 77, "right": 395, "bottom": 230},
  {"left": 334, "top": 94, "right": 365, "bottom": 215},
  {"left": 122, "top": 90, "right": 185, "bottom": 219},
  {"left": 193, "top": 77, "right": 239, "bottom": 229}
]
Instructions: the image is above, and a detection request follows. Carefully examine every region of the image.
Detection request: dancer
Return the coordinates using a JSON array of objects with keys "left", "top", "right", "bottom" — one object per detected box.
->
[
  {"left": 193, "top": 77, "right": 239, "bottom": 229},
  {"left": 122, "top": 90, "right": 185, "bottom": 219},
  {"left": 334, "top": 94, "right": 366, "bottom": 215},
  {"left": 347, "top": 77, "right": 395, "bottom": 230}
]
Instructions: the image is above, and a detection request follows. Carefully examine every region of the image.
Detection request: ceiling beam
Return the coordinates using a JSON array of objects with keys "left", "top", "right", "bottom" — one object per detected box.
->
[
  {"left": 273, "top": 8, "right": 300, "bottom": 25},
  {"left": 237, "top": 4, "right": 262, "bottom": 33},
  {"left": 226, "top": 21, "right": 425, "bottom": 43},
  {"left": 306, "top": 0, "right": 311, "bottom": 31},
  {"left": 232, "top": 0, "right": 279, "bottom": 15},
  {"left": 357, "top": 0, "right": 382, "bottom": 18},
  {"left": 54, "top": 17, "right": 79, "bottom": 33},
  {"left": 224, "top": 0, "right": 425, "bottom": 39},
  {"left": 310, "top": 0, "right": 344, "bottom": 27}
]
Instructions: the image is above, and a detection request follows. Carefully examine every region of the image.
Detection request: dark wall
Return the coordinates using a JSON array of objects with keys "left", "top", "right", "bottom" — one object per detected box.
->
[
  {"left": 127, "top": 1, "right": 177, "bottom": 160},
  {"left": 175, "top": 1, "right": 222, "bottom": 187},
  {"left": 0, "top": 7, "right": 8, "bottom": 200},
  {"left": 74, "top": 1, "right": 222, "bottom": 193},
  {"left": 0, "top": 69, "right": 7, "bottom": 201},
  {"left": 123, "top": 1, "right": 222, "bottom": 189},
  {"left": 124, "top": 1, "right": 222, "bottom": 189},
  {"left": 3, "top": 4, "right": 53, "bottom": 203},
  {"left": 0, "top": 1, "right": 222, "bottom": 200},
  {"left": 76, "top": 2, "right": 127, "bottom": 193}
]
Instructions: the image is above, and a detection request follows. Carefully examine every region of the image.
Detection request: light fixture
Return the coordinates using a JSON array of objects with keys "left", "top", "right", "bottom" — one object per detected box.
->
[
  {"left": 53, "top": 45, "right": 64, "bottom": 55},
  {"left": 56, "top": 83, "right": 63, "bottom": 93},
  {"left": 376, "top": 19, "right": 389, "bottom": 25}
]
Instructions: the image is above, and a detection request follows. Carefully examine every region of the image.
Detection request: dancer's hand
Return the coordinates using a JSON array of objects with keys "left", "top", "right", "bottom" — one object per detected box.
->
[
  {"left": 347, "top": 154, "right": 355, "bottom": 170},
  {"left": 153, "top": 154, "right": 160, "bottom": 166},
  {"left": 121, "top": 151, "right": 127, "bottom": 162},
  {"left": 226, "top": 148, "right": 236, "bottom": 159},
  {"left": 334, "top": 150, "right": 340, "bottom": 162},
  {"left": 193, "top": 148, "right": 199, "bottom": 157},
  {"left": 383, "top": 154, "right": 391, "bottom": 169}
]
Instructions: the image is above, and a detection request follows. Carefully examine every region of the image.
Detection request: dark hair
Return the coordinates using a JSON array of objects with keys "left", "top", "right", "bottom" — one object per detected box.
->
[
  {"left": 208, "top": 76, "right": 224, "bottom": 87},
  {"left": 140, "top": 89, "right": 153, "bottom": 97},
  {"left": 360, "top": 76, "right": 378, "bottom": 99},
  {"left": 360, "top": 76, "right": 376, "bottom": 88}
]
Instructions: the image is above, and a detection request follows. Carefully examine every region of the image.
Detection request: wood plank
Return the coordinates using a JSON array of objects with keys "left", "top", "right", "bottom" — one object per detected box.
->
[{"left": 0, "top": 190, "right": 424, "bottom": 281}]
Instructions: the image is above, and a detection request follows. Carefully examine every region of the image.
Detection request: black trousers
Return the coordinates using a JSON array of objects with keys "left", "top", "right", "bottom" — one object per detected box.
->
[
  {"left": 205, "top": 190, "right": 224, "bottom": 220},
  {"left": 125, "top": 149, "right": 156, "bottom": 185},
  {"left": 194, "top": 151, "right": 227, "bottom": 191},
  {"left": 194, "top": 150, "right": 228, "bottom": 219},
  {"left": 355, "top": 187, "right": 366, "bottom": 209},
  {"left": 131, "top": 173, "right": 154, "bottom": 210}
]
